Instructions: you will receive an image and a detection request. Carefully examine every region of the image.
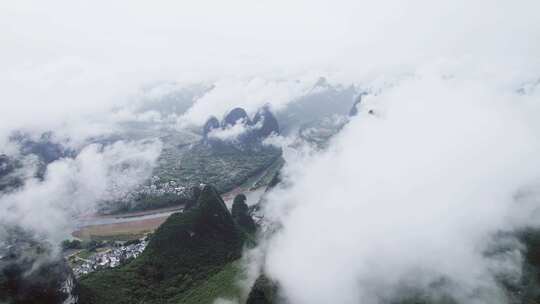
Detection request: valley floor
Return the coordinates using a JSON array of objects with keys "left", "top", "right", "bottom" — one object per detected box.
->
[{"left": 71, "top": 157, "right": 279, "bottom": 241}]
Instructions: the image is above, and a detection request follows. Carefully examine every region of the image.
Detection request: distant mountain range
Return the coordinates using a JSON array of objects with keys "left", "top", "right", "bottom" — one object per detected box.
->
[{"left": 203, "top": 106, "right": 280, "bottom": 144}]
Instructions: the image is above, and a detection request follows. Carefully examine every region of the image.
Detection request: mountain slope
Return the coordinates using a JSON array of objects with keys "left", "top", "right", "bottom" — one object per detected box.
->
[{"left": 79, "top": 185, "right": 245, "bottom": 304}]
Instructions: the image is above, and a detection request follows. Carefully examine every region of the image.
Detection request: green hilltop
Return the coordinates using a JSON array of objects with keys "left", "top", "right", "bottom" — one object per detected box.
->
[{"left": 79, "top": 185, "right": 249, "bottom": 304}]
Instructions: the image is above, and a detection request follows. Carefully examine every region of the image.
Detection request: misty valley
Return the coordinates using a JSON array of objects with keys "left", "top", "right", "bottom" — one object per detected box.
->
[
  {"left": 2, "top": 1, "right": 540, "bottom": 304},
  {"left": 0, "top": 81, "right": 360, "bottom": 303}
]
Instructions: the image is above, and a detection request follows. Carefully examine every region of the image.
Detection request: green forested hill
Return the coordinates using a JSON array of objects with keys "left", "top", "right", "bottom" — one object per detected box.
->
[{"left": 79, "top": 185, "right": 246, "bottom": 304}]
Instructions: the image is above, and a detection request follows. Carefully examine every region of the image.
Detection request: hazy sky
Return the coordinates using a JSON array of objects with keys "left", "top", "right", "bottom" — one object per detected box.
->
[{"left": 2, "top": 0, "right": 539, "bottom": 136}]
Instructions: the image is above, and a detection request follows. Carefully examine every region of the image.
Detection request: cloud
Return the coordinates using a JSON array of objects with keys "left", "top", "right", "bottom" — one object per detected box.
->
[
  {"left": 207, "top": 123, "right": 251, "bottom": 142},
  {"left": 259, "top": 66, "right": 540, "bottom": 303},
  {"left": 110, "top": 109, "right": 163, "bottom": 124},
  {"left": 178, "top": 77, "right": 316, "bottom": 127},
  {"left": 0, "top": 139, "right": 162, "bottom": 248},
  {"left": 213, "top": 298, "right": 238, "bottom": 304},
  {"left": 0, "top": 0, "right": 539, "bottom": 301},
  {"left": 2, "top": 0, "right": 539, "bottom": 137}
]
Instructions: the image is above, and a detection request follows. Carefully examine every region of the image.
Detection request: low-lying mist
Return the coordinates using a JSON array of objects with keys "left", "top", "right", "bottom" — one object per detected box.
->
[
  {"left": 259, "top": 66, "right": 540, "bottom": 303},
  {"left": 0, "top": 140, "right": 162, "bottom": 250},
  {"left": 1, "top": 1, "right": 540, "bottom": 303}
]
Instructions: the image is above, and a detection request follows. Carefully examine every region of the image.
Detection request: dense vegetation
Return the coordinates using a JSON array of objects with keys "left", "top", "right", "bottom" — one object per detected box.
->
[
  {"left": 232, "top": 194, "right": 257, "bottom": 233},
  {"left": 172, "top": 261, "right": 243, "bottom": 304},
  {"left": 106, "top": 138, "right": 281, "bottom": 214},
  {"left": 79, "top": 185, "right": 248, "bottom": 304},
  {"left": 173, "top": 142, "right": 281, "bottom": 194}
]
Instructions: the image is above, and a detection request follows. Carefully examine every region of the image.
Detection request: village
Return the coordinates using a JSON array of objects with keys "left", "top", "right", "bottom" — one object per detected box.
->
[{"left": 71, "top": 239, "right": 148, "bottom": 277}]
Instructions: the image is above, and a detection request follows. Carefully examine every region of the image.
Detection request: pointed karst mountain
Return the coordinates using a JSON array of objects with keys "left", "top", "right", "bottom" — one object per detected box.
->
[
  {"left": 246, "top": 274, "right": 279, "bottom": 304},
  {"left": 202, "top": 116, "right": 220, "bottom": 138},
  {"left": 222, "top": 107, "right": 251, "bottom": 128},
  {"left": 252, "top": 106, "right": 279, "bottom": 138},
  {"left": 79, "top": 184, "right": 246, "bottom": 304},
  {"left": 231, "top": 193, "right": 257, "bottom": 233},
  {"left": 202, "top": 106, "right": 280, "bottom": 143}
]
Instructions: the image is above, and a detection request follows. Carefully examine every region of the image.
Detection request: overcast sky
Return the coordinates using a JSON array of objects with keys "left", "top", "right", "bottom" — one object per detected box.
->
[{"left": 2, "top": 0, "right": 539, "bottom": 137}]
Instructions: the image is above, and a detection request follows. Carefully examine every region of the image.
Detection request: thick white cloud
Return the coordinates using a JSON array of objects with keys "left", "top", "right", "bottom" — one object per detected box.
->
[
  {"left": 261, "top": 67, "right": 540, "bottom": 303},
  {"left": 3, "top": 0, "right": 538, "bottom": 137},
  {"left": 1, "top": 0, "right": 540, "bottom": 301},
  {"left": 0, "top": 140, "right": 162, "bottom": 246},
  {"left": 178, "top": 77, "right": 315, "bottom": 126}
]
